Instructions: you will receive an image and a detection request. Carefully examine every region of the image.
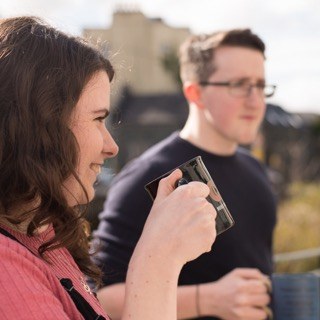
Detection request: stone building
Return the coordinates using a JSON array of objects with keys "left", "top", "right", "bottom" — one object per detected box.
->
[{"left": 84, "top": 9, "right": 190, "bottom": 97}]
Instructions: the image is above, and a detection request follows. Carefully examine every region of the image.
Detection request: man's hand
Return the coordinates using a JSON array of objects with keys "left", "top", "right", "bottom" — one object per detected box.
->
[{"left": 199, "top": 268, "right": 271, "bottom": 320}]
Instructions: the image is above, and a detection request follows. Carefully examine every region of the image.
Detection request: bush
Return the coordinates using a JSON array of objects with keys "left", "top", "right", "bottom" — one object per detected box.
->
[{"left": 274, "top": 182, "right": 320, "bottom": 272}]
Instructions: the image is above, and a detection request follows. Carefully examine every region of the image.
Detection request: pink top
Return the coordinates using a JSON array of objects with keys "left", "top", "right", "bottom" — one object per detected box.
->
[{"left": 0, "top": 224, "right": 110, "bottom": 320}]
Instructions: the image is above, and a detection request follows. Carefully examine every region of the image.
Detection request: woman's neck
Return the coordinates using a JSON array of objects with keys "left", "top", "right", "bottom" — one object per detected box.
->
[{"left": 0, "top": 200, "right": 48, "bottom": 235}]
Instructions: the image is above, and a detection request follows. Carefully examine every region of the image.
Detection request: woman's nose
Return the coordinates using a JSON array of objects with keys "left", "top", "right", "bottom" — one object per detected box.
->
[{"left": 103, "top": 128, "right": 119, "bottom": 158}]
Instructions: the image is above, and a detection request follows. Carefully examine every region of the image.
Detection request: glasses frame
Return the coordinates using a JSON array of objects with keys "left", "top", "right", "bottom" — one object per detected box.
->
[{"left": 199, "top": 80, "right": 277, "bottom": 98}]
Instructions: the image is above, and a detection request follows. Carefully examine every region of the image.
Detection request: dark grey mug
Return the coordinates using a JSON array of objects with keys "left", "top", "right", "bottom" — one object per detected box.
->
[{"left": 144, "top": 156, "right": 235, "bottom": 235}]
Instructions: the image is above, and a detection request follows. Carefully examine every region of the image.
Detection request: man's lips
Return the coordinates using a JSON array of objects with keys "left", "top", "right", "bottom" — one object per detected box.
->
[{"left": 241, "top": 115, "right": 257, "bottom": 121}]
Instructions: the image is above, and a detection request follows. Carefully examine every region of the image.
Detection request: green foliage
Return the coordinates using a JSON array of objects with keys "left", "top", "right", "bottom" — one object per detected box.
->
[
  {"left": 311, "top": 116, "right": 320, "bottom": 136},
  {"left": 274, "top": 182, "right": 320, "bottom": 272},
  {"left": 160, "top": 49, "right": 182, "bottom": 86}
]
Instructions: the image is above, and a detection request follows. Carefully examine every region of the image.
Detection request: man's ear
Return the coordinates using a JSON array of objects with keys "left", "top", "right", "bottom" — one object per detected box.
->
[{"left": 183, "top": 82, "right": 205, "bottom": 109}]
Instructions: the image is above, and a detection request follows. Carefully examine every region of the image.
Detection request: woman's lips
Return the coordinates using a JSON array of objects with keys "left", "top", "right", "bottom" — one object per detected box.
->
[{"left": 90, "top": 163, "right": 102, "bottom": 175}]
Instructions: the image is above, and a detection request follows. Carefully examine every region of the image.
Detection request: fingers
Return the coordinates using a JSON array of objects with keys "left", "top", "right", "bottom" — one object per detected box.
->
[
  {"left": 264, "top": 306, "right": 273, "bottom": 320},
  {"left": 232, "top": 292, "right": 271, "bottom": 319},
  {"left": 211, "top": 269, "right": 272, "bottom": 320},
  {"left": 154, "top": 169, "right": 182, "bottom": 202},
  {"left": 155, "top": 171, "right": 210, "bottom": 203},
  {"left": 262, "top": 276, "right": 272, "bottom": 294},
  {"left": 232, "top": 268, "right": 267, "bottom": 280},
  {"left": 233, "top": 306, "right": 271, "bottom": 320},
  {"left": 151, "top": 170, "right": 216, "bottom": 264},
  {"left": 232, "top": 268, "right": 271, "bottom": 293},
  {"left": 177, "top": 181, "right": 211, "bottom": 199},
  {"left": 227, "top": 269, "right": 272, "bottom": 318},
  {"left": 244, "top": 279, "right": 271, "bottom": 295},
  {"left": 237, "top": 290, "right": 270, "bottom": 307},
  {"left": 240, "top": 285, "right": 272, "bottom": 320}
]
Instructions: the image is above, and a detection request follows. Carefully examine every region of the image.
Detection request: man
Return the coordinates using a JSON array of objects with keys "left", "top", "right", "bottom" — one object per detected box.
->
[{"left": 93, "top": 29, "right": 277, "bottom": 320}]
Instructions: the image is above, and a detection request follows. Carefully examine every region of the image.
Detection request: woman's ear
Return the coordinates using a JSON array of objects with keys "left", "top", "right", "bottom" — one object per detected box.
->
[{"left": 183, "top": 82, "right": 205, "bottom": 109}]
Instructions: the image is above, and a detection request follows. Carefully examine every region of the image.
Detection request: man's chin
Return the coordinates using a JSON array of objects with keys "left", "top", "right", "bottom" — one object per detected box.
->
[{"left": 238, "top": 135, "right": 257, "bottom": 146}]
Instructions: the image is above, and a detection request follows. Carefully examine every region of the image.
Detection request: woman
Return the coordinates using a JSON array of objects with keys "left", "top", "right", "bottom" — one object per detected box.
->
[{"left": 0, "top": 16, "right": 216, "bottom": 319}]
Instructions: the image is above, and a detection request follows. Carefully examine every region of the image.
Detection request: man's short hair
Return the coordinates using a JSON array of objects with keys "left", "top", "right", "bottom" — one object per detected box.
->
[{"left": 179, "top": 29, "right": 266, "bottom": 83}]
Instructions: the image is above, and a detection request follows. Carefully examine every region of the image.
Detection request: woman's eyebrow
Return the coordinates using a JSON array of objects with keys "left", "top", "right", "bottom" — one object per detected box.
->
[{"left": 93, "top": 108, "right": 110, "bottom": 117}]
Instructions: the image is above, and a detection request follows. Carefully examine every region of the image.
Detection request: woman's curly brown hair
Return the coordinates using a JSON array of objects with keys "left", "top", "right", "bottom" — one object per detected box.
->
[{"left": 0, "top": 16, "right": 114, "bottom": 284}]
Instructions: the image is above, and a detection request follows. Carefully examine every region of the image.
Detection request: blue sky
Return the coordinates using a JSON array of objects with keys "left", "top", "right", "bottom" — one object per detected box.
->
[{"left": 1, "top": 0, "right": 320, "bottom": 114}]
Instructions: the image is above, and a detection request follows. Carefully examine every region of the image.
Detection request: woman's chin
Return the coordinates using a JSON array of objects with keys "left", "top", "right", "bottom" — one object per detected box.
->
[{"left": 66, "top": 189, "right": 95, "bottom": 207}]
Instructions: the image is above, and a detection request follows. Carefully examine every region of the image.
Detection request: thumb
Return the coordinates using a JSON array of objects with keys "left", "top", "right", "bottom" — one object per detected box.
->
[{"left": 154, "top": 169, "right": 182, "bottom": 204}]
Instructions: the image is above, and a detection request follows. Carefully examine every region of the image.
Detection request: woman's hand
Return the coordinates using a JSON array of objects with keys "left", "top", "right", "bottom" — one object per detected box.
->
[{"left": 140, "top": 169, "right": 217, "bottom": 269}]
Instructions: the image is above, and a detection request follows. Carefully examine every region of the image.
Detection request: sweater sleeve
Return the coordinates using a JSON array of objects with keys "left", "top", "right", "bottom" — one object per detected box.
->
[{"left": 0, "top": 236, "right": 78, "bottom": 320}]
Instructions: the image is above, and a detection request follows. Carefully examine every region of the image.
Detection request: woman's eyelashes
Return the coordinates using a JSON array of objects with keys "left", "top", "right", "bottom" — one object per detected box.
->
[
  {"left": 95, "top": 115, "right": 107, "bottom": 123},
  {"left": 94, "top": 110, "right": 109, "bottom": 123}
]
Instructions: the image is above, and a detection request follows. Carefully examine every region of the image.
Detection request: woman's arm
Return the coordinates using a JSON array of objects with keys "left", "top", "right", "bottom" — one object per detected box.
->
[{"left": 122, "top": 169, "right": 216, "bottom": 320}]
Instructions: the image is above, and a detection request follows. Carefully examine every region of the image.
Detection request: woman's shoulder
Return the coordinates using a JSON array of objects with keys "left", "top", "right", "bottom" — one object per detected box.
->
[
  {"left": 0, "top": 233, "right": 47, "bottom": 272},
  {"left": 0, "top": 233, "right": 82, "bottom": 319}
]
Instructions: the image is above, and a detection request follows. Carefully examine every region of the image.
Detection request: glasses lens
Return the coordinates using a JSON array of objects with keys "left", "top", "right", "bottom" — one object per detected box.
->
[
  {"left": 264, "top": 85, "right": 276, "bottom": 98},
  {"left": 229, "top": 82, "right": 248, "bottom": 97}
]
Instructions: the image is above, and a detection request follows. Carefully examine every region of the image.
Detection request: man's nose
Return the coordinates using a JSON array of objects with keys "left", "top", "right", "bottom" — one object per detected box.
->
[
  {"left": 245, "top": 85, "right": 265, "bottom": 106},
  {"left": 246, "top": 84, "right": 263, "bottom": 97}
]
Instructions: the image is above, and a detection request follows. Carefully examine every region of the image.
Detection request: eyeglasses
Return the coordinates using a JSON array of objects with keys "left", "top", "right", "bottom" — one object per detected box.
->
[{"left": 199, "top": 80, "right": 277, "bottom": 98}]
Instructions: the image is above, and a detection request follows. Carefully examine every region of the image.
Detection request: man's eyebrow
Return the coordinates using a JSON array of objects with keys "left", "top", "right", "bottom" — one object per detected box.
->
[{"left": 233, "top": 77, "right": 265, "bottom": 83}]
